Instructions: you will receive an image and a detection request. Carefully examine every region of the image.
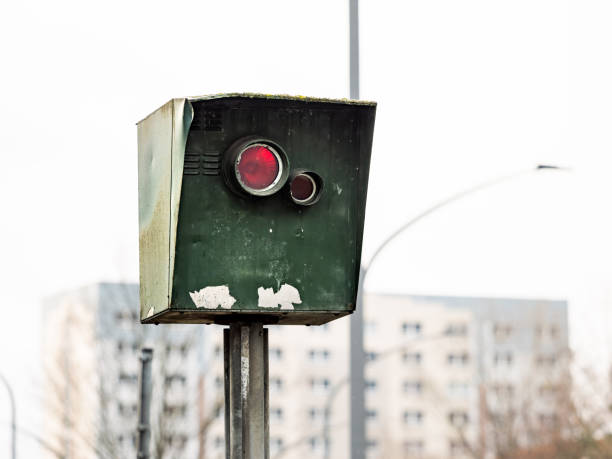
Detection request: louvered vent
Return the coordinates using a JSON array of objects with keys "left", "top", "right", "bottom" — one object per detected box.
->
[{"left": 183, "top": 152, "right": 221, "bottom": 176}]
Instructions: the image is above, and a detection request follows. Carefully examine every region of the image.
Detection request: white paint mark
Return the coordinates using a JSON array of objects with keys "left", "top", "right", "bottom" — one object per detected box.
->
[
  {"left": 189, "top": 285, "right": 236, "bottom": 309},
  {"left": 257, "top": 283, "right": 302, "bottom": 310},
  {"left": 334, "top": 184, "right": 343, "bottom": 195},
  {"left": 146, "top": 306, "right": 154, "bottom": 318},
  {"left": 269, "top": 228, "right": 273, "bottom": 233}
]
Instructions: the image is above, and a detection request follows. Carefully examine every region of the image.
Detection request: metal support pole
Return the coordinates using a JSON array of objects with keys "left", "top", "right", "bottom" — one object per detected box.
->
[
  {"left": 137, "top": 348, "right": 153, "bottom": 459},
  {"left": 349, "top": 1, "right": 365, "bottom": 457},
  {"left": 0, "top": 373, "right": 16, "bottom": 459},
  {"left": 350, "top": 268, "right": 366, "bottom": 459},
  {"left": 224, "top": 323, "right": 269, "bottom": 459},
  {"left": 349, "top": 0, "right": 360, "bottom": 100}
]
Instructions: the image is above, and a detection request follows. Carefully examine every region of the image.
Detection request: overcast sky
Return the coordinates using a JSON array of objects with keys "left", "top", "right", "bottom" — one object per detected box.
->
[{"left": 1, "top": 0, "right": 611, "bottom": 456}]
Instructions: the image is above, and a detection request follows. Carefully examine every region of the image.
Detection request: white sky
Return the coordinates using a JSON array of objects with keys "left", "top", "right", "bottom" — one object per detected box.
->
[{"left": 0, "top": 0, "right": 611, "bottom": 456}]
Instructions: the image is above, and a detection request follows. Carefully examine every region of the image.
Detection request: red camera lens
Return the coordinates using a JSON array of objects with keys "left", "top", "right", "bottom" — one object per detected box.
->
[{"left": 236, "top": 145, "right": 280, "bottom": 191}]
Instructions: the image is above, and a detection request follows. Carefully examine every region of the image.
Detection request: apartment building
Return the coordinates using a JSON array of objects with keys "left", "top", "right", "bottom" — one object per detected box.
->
[
  {"left": 203, "top": 293, "right": 568, "bottom": 459},
  {"left": 42, "top": 285, "right": 567, "bottom": 458},
  {"left": 42, "top": 283, "right": 205, "bottom": 459}
]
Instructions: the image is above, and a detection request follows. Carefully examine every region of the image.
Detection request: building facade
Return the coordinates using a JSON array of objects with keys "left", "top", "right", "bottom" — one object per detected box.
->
[
  {"left": 42, "top": 283, "right": 206, "bottom": 459},
  {"left": 42, "top": 286, "right": 568, "bottom": 458},
  {"left": 203, "top": 293, "right": 568, "bottom": 459}
]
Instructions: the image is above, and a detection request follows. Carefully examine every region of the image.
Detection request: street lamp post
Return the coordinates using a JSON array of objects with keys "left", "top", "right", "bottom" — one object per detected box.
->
[
  {"left": 350, "top": 165, "right": 564, "bottom": 457},
  {"left": 0, "top": 373, "right": 16, "bottom": 459}
]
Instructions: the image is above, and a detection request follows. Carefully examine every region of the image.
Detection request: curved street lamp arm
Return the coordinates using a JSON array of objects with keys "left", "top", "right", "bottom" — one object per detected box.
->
[{"left": 364, "top": 165, "right": 562, "bottom": 274}]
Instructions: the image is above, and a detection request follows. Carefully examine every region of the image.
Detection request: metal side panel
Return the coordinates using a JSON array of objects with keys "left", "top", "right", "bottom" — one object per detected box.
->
[
  {"left": 169, "top": 99, "right": 194, "bottom": 304},
  {"left": 137, "top": 100, "right": 174, "bottom": 320}
]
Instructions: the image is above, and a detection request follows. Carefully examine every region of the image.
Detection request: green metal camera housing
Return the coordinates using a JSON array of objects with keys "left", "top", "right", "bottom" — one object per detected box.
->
[{"left": 138, "top": 94, "right": 376, "bottom": 325}]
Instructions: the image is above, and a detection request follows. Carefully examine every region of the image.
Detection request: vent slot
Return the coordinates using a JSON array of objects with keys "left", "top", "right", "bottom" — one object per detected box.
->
[{"left": 183, "top": 152, "right": 221, "bottom": 176}]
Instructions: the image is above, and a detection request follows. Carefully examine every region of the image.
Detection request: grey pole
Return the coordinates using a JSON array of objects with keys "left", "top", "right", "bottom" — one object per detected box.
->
[
  {"left": 350, "top": 269, "right": 366, "bottom": 459},
  {"left": 224, "top": 322, "right": 269, "bottom": 459},
  {"left": 349, "top": 2, "right": 365, "bottom": 457},
  {"left": 0, "top": 373, "right": 16, "bottom": 459},
  {"left": 349, "top": 0, "right": 360, "bottom": 100},
  {"left": 137, "top": 348, "right": 153, "bottom": 459}
]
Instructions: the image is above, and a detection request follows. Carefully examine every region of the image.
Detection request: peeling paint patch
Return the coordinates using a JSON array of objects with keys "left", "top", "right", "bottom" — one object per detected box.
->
[
  {"left": 146, "top": 306, "right": 154, "bottom": 318},
  {"left": 189, "top": 285, "right": 236, "bottom": 309},
  {"left": 257, "top": 283, "right": 302, "bottom": 310}
]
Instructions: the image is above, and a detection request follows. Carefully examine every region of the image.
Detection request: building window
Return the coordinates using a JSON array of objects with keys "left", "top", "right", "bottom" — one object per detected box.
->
[
  {"left": 308, "top": 349, "right": 331, "bottom": 361},
  {"left": 214, "top": 375, "right": 223, "bottom": 388},
  {"left": 271, "top": 407, "right": 283, "bottom": 421},
  {"left": 309, "top": 378, "right": 330, "bottom": 391},
  {"left": 493, "top": 323, "right": 513, "bottom": 340},
  {"left": 445, "top": 323, "right": 468, "bottom": 336},
  {"left": 550, "top": 325, "right": 559, "bottom": 339},
  {"left": 535, "top": 354, "right": 557, "bottom": 367},
  {"left": 538, "top": 384, "right": 558, "bottom": 398},
  {"left": 271, "top": 437, "right": 284, "bottom": 454},
  {"left": 214, "top": 344, "right": 222, "bottom": 358},
  {"left": 164, "top": 373, "right": 187, "bottom": 388},
  {"left": 447, "top": 352, "right": 469, "bottom": 367},
  {"left": 271, "top": 377, "right": 284, "bottom": 392},
  {"left": 308, "top": 407, "right": 329, "bottom": 421},
  {"left": 366, "top": 409, "right": 377, "bottom": 420},
  {"left": 401, "top": 322, "right": 422, "bottom": 338},
  {"left": 365, "top": 380, "right": 377, "bottom": 391},
  {"left": 214, "top": 436, "right": 224, "bottom": 449},
  {"left": 493, "top": 351, "right": 513, "bottom": 367},
  {"left": 402, "top": 380, "right": 423, "bottom": 395},
  {"left": 365, "top": 439, "right": 378, "bottom": 451},
  {"left": 164, "top": 434, "right": 187, "bottom": 449},
  {"left": 119, "top": 373, "right": 138, "bottom": 385},
  {"left": 448, "top": 411, "right": 469, "bottom": 427},
  {"left": 309, "top": 437, "right": 328, "bottom": 451},
  {"left": 447, "top": 381, "right": 469, "bottom": 398},
  {"left": 118, "top": 402, "right": 138, "bottom": 417},
  {"left": 270, "top": 347, "right": 283, "bottom": 360},
  {"left": 163, "top": 403, "right": 187, "bottom": 417},
  {"left": 450, "top": 440, "right": 466, "bottom": 456},
  {"left": 403, "top": 410, "right": 424, "bottom": 426},
  {"left": 365, "top": 351, "right": 379, "bottom": 361},
  {"left": 491, "top": 384, "right": 514, "bottom": 399},
  {"left": 402, "top": 352, "right": 422, "bottom": 365},
  {"left": 403, "top": 440, "right": 424, "bottom": 455}
]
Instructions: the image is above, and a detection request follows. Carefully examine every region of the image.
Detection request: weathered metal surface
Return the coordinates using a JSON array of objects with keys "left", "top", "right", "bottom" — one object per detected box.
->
[
  {"left": 138, "top": 99, "right": 193, "bottom": 319},
  {"left": 138, "top": 94, "right": 376, "bottom": 324},
  {"left": 224, "top": 324, "right": 269, "bottom": 459},
  {"left": 138, "top": 100, "right": 174, "bottom": 318}
]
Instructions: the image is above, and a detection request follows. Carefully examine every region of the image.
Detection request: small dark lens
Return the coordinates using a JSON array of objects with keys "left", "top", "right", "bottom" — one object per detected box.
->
[{"left": 290, "top": 174, "right": 316, "bottom": 202}]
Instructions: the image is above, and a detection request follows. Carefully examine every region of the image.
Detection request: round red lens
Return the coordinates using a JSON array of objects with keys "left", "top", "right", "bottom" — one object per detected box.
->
[
  {"left": 290, "top": 174, "right": 316, "bottom": 202},
  {"left": 236, "top": 145, "right": 280, "bottom": 191}
]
